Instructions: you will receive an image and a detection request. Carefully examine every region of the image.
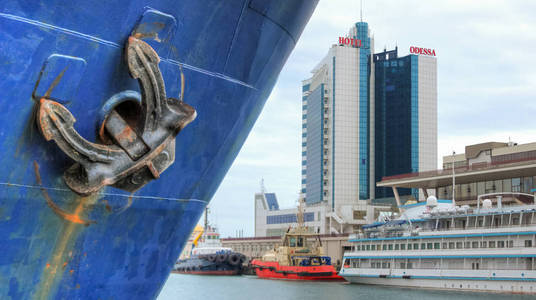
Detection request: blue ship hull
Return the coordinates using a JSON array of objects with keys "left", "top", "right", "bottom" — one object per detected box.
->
[{"left": 0, "top": 1, "right": 317, "bottom": 298}]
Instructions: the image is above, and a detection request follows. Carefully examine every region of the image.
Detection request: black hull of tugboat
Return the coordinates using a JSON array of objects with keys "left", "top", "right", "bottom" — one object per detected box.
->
[{"left": 173, "top": 252, "right": 246, "bottom": 275}]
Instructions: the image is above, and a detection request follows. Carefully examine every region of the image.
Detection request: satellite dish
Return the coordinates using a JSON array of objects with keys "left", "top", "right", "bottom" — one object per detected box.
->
[{"left": 426, "top": 196, "right": 438, "bottom": 207}]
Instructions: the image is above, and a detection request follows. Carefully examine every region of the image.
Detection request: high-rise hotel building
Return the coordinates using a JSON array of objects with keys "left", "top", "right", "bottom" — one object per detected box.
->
[
  {"left": 302, "top": 22, "right": 374, "bottom": 209},
  {"left": 301, "top": 22, "right": 437, "bottom": 214}
]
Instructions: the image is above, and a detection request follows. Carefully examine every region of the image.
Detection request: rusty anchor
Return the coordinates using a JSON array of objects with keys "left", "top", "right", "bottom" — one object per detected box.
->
[{"left": 36, "top": 37, "right": 196, "bottom": 196}]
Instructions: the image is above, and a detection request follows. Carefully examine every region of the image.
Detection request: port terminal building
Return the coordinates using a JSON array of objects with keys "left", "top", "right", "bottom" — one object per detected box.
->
[
  {"left": 230, "top": 141, "right": 536, "bottom": 264},
  {"left": 379, "top": 141, "right": 536, "bottom": 208}
]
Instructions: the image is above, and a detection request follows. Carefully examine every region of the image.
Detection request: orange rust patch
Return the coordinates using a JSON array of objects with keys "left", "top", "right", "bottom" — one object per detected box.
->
[
  {"left": 33, "top": 161, "right": 95, "bottom": 226},
  {"left": 46, "top": 263, "right": 51, "bottom": 269},
  {"left": 116, "top": 125, "right": 137, "bottom": 143},
  {"left": 62, "top": 262, "right": 68, "bottom": 269},
  {"left": 103, "top": 200, "right": 112, "bottom": 213}
]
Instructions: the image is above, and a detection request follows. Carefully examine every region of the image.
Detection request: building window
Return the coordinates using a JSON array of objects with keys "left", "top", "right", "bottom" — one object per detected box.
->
[
  {"left": 401, "top": 244, "right": 406, "bottom": 250},
  {"left": 388, "top": 244, "right": 393, "bottom": 250},
  {"left": 421, "top": 243, "right": 426, "bottom": 250},
  {"left": 434, "top": 243, "right": 440, "bottom": 250},
  {"left": 449, "top": 242, "right": 455, "bottom": 249},
  {"left": 472, "top": 241, "right": 479, "bottom": 248},
  {"left": 489, "top": 241, "right": 496, "bottom": 248},
  {"left": 407, "top": 244, "right": 412, "bottom": 250},
  {"left": 498, "top": 241, "right": 505, "bottom": 248},
  {"left": 526, "top": 240, "right": 533, "bottom": 247},
  {"left": 456, "top": 241, "right": 463, "bottom": 249},
  {"left": 395, "top": 244, "right": 400, "bottom": 250},
  {"left": 512, "top": 178, "right": 521, "bottom": 192},
  {"left": 353, "top": 211, "right": 366, "bottom": 220}
]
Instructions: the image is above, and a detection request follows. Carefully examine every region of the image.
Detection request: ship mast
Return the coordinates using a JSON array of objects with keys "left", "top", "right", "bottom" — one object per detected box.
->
[
  {"left": 204, "top": 206, "right": 209, "bottom": 231},
  {"left": 297, "top": 195, "right": 305, "bottom": 229}
]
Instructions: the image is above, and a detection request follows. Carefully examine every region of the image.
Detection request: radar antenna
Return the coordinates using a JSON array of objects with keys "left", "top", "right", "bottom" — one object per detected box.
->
[
  {"left": 260, "top": 178, "right": 265, "bottom": 194},
  {"left": 297, "top": 194, "right": 305, "bottom": 228}
]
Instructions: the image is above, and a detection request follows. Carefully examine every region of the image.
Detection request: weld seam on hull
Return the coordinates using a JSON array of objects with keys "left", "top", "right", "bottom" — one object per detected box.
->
[
  {"left": 0, "top": 12, "right": 255, "bottom": 89},
  {"left": 0, "top": 182, "right": 207, "bottom": 203}
]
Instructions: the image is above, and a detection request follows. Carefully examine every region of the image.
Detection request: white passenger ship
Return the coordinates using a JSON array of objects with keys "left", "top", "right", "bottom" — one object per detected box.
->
[{"left": 340, "top": 193, "right": 536, "bottom": 294}]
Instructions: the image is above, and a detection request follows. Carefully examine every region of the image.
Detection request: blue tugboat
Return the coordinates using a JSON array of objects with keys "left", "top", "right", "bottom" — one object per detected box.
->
[
  {"left": 173, "top": 210, "right": 246, "bottom": 275},
  {"left": 0, "top": 1, "right": 317, "bottom": 298}
]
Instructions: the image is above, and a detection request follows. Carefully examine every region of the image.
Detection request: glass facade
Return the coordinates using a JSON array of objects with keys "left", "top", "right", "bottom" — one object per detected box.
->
[
  {"left": 356, "top": 22, "right": 371, "bottom": 200},
  {"left": 265, "top": 193, "right": 279, "bottom": 210},
  {"left": 438, "top": 176, "right": 536, "bottom": 202},
  {"left": 304, "top": 84, "right": 324, "bottom": 204},
  {"left": 374, "top": 50, "right": 419, "bottom": 199},
  {"left": 266, "top": 212, "right": 314, "bottom": 225}
]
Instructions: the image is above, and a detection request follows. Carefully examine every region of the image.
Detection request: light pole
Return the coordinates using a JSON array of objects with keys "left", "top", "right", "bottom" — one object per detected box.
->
[{"left": 452, "top": 151, "right": 456, "bottom": 207}]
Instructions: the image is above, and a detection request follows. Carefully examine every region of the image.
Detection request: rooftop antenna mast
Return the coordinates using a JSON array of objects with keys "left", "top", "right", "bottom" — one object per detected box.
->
[
  {"left": 260, "top": 178, "right": 265, "bottom": 194},
  {"left": 360, "top": 0, "right": 363, "bottom": 22}
]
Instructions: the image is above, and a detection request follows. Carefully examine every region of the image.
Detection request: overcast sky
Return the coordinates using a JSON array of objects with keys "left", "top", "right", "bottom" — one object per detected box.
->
[{"left": 208, "top": 0, "right": 536, "bottom": 237}]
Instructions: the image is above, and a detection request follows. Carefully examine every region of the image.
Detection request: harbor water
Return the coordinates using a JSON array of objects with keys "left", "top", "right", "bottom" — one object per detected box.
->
[{"left": 158, "top": 274, "right": 534, "bottom": 299}]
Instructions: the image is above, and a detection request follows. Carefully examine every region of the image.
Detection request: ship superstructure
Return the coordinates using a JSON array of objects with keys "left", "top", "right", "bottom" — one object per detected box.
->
[{"left": 340, "top": 193, "right": 536, "bottom": 293}]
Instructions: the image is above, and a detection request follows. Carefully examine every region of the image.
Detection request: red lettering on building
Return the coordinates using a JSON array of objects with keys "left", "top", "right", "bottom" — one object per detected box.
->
[
  {"left": 338, "top": 36, "right": 362, "bottom": 48},
  {"left": 409, "top": 46, "right": 436, "bottom": 56}
]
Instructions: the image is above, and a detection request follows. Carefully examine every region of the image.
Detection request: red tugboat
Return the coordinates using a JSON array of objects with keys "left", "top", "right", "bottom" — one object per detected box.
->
[{"left": 250, "top": 199, "right": 344, "bottom": 281}]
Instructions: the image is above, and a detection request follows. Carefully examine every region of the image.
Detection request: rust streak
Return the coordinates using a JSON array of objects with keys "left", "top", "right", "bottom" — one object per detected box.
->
[
  {"left": 33, "top": 161, "right": 95, "bottom": 226},
  {"left": 103, "top": 200, "right": 112, "bottom": 213},
  {"left": 43, "top": 67, "right": 67, "bottom": 99},
  {"left": 34, "top": 183, "right": 96, "bottom": 299}
]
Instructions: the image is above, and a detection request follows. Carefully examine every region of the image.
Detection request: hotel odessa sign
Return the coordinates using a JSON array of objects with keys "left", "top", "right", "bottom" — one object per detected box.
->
[{"left": 410, "top": 46, "right": 436, "bottom": 56}]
